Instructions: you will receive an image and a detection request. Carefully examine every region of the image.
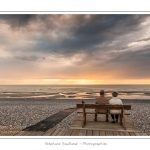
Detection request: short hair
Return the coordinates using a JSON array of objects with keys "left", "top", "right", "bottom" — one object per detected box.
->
[
  {"left": 112, "top": 91, "right": 118, "bottom": 97},
  {"left": 100, "top": 90, "right": 105, "bottom": 95}
]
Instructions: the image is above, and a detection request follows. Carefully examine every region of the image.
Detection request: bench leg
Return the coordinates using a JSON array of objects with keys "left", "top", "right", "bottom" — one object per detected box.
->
[
  {"left": 122, "top": 112, "right": 126, "bottom": 130},
  {"left": 95, "top": 114, "right": 97, "bottom": 121},
  {"left": 82, "top": 105, "right": 86, "bottom": 128},
  {"left": 120, "top": 114, "right": 122, "bottom": 125},
  {"left": 82, "top": 121, "right": 84, "bottom": 128},
  {"left": 82, "top": 115, "right": 84, "bottom": 128},
  {"left": 106, "top": 114, "right": 109, "bottom": 122},
  {"left": 82, "top": 113, "right": 86, "bottom": 128},
  {"left": 84, "top": 114, "right": 86, "bottom": 125}
]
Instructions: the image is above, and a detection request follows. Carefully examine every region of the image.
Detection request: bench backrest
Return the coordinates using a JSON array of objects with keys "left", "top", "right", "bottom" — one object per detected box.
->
[{"left": 76, "top": 104, "right": 131, "bottom": 110}]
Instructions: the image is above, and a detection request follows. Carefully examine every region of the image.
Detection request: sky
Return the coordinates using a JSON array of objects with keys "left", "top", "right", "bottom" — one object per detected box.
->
[{"left": 0, "top": 14, "right": 150, "bottom": 85}]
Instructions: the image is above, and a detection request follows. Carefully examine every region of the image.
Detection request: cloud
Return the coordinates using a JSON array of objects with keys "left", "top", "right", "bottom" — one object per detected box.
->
[
  {"left": 0, "top": 14, "right": 34, "bottom": 28},
  {"left": 15, "top": 55, "right": 45, "bottom": 61},
  {"left": 137, "top": 37, "right": 150, "bottom": 42},
  {"left": 0, "top": 14, "right": 150, "bottom": 83}
]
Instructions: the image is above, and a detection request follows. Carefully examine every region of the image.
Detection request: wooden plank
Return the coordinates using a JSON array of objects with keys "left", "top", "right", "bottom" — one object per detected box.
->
[
  {"left": 123, "top": 132, "right": 130, "bottom": 136},
  {"left": 71, "top": 129, "right": 80, "bottom": 136},
  {"left": 86, "top": 130, "right": 93, "bottom": 136},
  {"left": 29, "top": 131, "right": 45, "bottom": 136},
  {"left": 78, "top": 110, "right": 127, "bottom": 115},
  {"left": 135, "top": 132, "right": 148, "bottom": 136},
  {"left": 23, "top": 131, "right": 35, "bottom": 136},
  {"left": 0, "top": 127, "right": 17, "bottom": 136},
  {"left": 14, "top": 131, "right": 26, "bottom": 136},
  {"left": 139, "top": 133, "right": 148, "bottom": 136},
  {"left": 43, "top": 128, "right": 56, "bottom": 136},
  {"left": 118, "top": 131, "right": 125, "bottom": 136},
  {"left": 106, "top": 131, "right": 113, "bottom": 136},
  {"left": 134, "top": 132, "right": 141, "bottom": 136},
  {"left": 78, "top": 129, "right": 86, "bottom": 136},
  {"left": 36, "top": 131, "right": 46, "bottom": 136},
  {"left": 56, "top": 127, "right": 67, "bottom": 136},
  {"left": 93, "top": 130, "right": 100, "bottom": 136},
  {"left": 77, "top": 104, "right": 131, "bottom": 110},
  {"left": 129, "top": 132, "right": 135, "bottom": 136},
  {"left": 11, "top": 128, "right": 25, "bottom": 136},
  {"left": 85, "top": 123, "right": 124, "bottom": 130},
  {"left": 113, "top": 131, "right": 120, "bottom": 136},
  {"left": 6, "top": 131, "right": 22, "bottom": 136},
  {"left": 5, "top": 132, "right": 14, "bottom": 136},
  {"left": 100, "top": 131, "right": 106, "bottom": 136},
  {"left": 51, "top": 128, "right": 62, "bottom": 136},
  {"left": 29, "top": 131, "right": 40, "bottom": 136},
  {"left": 0, "top": 131, "right": 9, "bottom": 136},
  {"left": 1, "top": 127, "right": 11, "bottom": 131},
  {"left": 125, "top": 112, "right": 130, "bottom": 115},
  {"left": 64, "top": 129, "right": 73, "bottom": 136},
  {"left": 10, "top": 128, "right": 24, "bottom": 136}
]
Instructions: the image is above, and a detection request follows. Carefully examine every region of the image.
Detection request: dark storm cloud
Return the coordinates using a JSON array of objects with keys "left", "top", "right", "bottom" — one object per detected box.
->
[
  {"left": 0, "top": 14, "right": 148, "bottom": 54},
  {"left": 46, "top": 15, "right": 146, "bottom": 54},
  {"left": 99, "top": 46, "right": 150, "bottom": 79},
  {"left": 15, "top": 55, "right": 40, "bottom": 61},
  {"left": 137, "top": 37, "right": 150, "bottom": 42},
  {"left": 0, "top": 14, "right": 35, "bottom": 28},
  {"left": 30, "top": 14, "right": 149, "bottom": 56}
]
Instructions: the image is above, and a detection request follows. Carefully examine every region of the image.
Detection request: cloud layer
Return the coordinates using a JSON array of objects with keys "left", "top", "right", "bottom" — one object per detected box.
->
[{"left": 0, "top": 14, "right": 150, "bottom": 84}]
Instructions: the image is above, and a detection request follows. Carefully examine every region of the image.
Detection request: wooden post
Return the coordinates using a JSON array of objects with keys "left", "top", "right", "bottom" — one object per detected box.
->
[
  {"left": 122, "top": 108, "right": 126, "bottom": 130},
  {"left": 82, "top": 101, "right": 86, "bottom": 128},
  {"left": 120, "top": 107, "right": 123, "bottom": 125}
]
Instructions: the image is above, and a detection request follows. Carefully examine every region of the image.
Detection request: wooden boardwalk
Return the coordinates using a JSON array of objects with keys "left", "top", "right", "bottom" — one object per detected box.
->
[
  {"left": 0, "top": 113, "right": 149, "bottom": 136},
  {"left": 0, "top": 126, "right": 149, "bottom": 136},
  {"left": 70, "top": 116, "right": 140, "bottom": 132},
  {"left": 0, "top": 115, "right": 149, "bottom": 136}
]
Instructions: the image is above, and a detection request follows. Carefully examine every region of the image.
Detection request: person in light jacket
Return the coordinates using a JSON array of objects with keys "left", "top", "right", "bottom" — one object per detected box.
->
[{"left": 109, "top": 91, "right": 123, "bottom": 123}]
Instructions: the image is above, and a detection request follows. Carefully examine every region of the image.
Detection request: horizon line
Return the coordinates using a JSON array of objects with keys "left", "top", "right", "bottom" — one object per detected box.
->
[{"left": 1, "top": 84, "right": 150, "bottom": 86}]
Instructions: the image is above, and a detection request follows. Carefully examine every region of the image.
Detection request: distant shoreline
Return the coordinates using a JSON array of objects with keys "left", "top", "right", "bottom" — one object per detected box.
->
[{"left": 0, "top": 98, "right": 150, "bottom": 101}]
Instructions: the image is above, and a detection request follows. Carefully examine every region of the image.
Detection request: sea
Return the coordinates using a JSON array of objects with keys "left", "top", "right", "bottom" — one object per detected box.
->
[{"left": 0, "top": 85, "right": 150, "bottom": 100}]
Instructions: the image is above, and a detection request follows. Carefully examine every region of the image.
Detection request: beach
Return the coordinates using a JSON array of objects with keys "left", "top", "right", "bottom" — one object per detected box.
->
[{"left": 0, "top": 98, "right": 149, "bottom": 135}]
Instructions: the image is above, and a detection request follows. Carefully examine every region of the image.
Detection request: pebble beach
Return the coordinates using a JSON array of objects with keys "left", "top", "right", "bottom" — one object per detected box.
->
[{"left": 0, "top": 98, "right": 150, "bottom": 135}]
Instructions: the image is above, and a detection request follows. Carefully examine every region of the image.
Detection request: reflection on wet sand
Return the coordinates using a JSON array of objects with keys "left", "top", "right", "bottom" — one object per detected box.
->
[{"left": 0, "top": 91, "right": 150, "bottom": 99}]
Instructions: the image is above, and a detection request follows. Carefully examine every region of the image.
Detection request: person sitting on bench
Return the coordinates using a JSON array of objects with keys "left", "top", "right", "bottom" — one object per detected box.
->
[
  {"left": 109, "top": 91, "right": 123, "bottom": 123},
  {"left": 95, "top": 89, "right": 109, "bottom": 122}
]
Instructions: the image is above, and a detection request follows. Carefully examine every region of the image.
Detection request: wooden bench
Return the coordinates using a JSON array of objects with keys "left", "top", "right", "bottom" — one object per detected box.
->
[{"left": 76, "top": 103, "right": 131, "bottom": 130}]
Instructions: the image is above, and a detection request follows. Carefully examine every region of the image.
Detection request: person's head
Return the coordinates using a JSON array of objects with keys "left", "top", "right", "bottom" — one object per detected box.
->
[
  {"left": 112, "top": 91, "right": 118, "bottom": 97},
  {"left": 100, "top": 89, "right": 105, "bottom": 96}
]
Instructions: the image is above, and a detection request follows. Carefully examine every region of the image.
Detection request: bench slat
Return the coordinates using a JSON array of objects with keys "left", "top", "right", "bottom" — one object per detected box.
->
[
  {"left": 77, "top": 110, "right": 130, "bottom": 115},
  {"left": 77, "top": 104, "right": 131, "bottom": 110}
]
